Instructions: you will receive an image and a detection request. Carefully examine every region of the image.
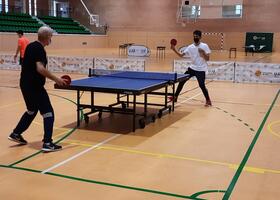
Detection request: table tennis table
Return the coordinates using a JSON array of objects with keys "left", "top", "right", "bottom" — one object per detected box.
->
[{"left": 55, "top": 69, "right": 190, "bottom": 131}]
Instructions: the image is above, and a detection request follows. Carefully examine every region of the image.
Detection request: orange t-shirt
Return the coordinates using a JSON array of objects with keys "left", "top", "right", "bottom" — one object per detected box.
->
[{"left": 18, "top": 37, "right": 30, "bottom": 58}]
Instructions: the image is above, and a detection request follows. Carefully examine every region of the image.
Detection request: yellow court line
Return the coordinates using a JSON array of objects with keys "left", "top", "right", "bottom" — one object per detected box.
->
[
  {"left": 32, "top": 121, "right": 70, "bottom": 131},
  {"left": 267, "top": 120, "right": 280, "bottom": 138},
  {"left": 53, "top": 131, "right": 73, "bottom": 139},
  {"left": 31, "top": 121, "right": 72, "bottom": 139},
  {"left": 62, "top": 139, "right": 93, "bottom": 146},
  {"left": 63, "top": 140, "right": 280, "bottom": 175}
]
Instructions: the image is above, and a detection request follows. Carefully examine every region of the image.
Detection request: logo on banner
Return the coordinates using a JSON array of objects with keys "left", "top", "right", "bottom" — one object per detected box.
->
[
  {"left": 128, "top": 45, "right": 150, "bottom": 57},
  {"left": 255, "top": 70, "right": 261, "bottom": 77},
  {"left": 274, "top": 72, "right": 280, "bottom": 78},
  {"left": 208, "top": 69, "right": 216, "bottom": 76},
  {"left": 109, "top": 64, "right": 115, "bottom": 70}
]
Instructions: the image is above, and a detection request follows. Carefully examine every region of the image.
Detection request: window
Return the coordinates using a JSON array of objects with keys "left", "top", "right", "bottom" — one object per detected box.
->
[
  {"left": 222, "top": 4, "right": 243, "bottom": 18},
  {"left": 182, "top": 5, "right": 200, "bottom": 19},
  {"left": 235, "top": 4, "right": 242, "bottom": 15},
  {"left": 28, "top": 0, "right": 31, "bottom": 15},
  {"left": 0, "top": 0, "right": 2, "bottom": 12},
  {"left": 34, "top": 0, "right": 37, "bottom": 16},
  {"left": 5, "top": 0, "right": 8, "bottom": 12},
  {"left": 53, "top": 0, "right": 57, "bottom": 17}
]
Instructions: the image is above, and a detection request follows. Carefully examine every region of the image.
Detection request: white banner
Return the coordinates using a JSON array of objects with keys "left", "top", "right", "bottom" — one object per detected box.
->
[
  {"left": 235, "top": 62, "right": 280, "bottom": 83},
  {"left": 48, "top": 56, "right": 93, "bottom": 74},
  {"left": 0, "top": 54, "right": 21, "bottom": 70},
  {"left": 0, "top": 54, "right": 145, "bottom": 73},
  {"left": 1, "top": 54, "right": 279, "bottom": 83},
  {"left": 207, "top": 62, "right": 235, "bottom": 81},
  {"left": 173, "top": 59, "right": 235, "bottom": 81},
  {"left": 94, "top": 57, "right": 145, "bottom": 71},
  {"left": 173, "top": 60, "right": 280, "bottom": 83}
]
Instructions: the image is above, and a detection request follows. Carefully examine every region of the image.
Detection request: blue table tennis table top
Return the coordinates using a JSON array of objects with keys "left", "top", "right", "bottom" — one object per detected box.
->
[{"left": 67, "top": 71, "right": 189, "bottom": 94}]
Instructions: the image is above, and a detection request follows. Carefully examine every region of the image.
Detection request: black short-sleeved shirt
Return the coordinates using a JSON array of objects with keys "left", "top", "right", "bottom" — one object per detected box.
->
[{"left": 20, "top": 41, "right": 47, "bottom": 90}]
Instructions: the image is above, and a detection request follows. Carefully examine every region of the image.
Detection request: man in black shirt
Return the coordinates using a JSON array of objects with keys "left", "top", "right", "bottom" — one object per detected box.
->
[{"left": 8, "top": 26, "right": 67, "bottom": 152}]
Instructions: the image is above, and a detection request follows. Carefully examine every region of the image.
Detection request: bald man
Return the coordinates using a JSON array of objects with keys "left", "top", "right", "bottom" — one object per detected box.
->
[{"left": 8, "top": 26, "right": 67, "bottom": 152}]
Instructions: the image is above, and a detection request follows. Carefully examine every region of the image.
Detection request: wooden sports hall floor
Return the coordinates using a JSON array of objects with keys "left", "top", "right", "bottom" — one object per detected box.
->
[{"left": 0, "top": 48, "right": 279, "bottom": 200}]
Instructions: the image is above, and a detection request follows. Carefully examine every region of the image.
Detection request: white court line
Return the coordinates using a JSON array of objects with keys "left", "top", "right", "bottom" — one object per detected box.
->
[
  {"left": 175, "top": 92, "right": 202, "bottom": 107},
  {"left": 41, "top": 134, "right": 120, "bottom": 174},
  {"left": 41, "top": 92, "right": 202, "bottom": 174}
]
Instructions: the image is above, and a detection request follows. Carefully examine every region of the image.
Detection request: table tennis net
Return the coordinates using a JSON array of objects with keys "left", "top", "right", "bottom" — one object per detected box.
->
[{"left": 89, "top": 69, "right": 177, "bottom": 81}]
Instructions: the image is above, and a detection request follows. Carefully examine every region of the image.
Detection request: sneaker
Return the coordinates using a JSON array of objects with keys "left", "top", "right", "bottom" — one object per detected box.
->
[
  {"left": 168, "top": 96, "right": 177, "bottom": 102},
  {"left": 205, "top": 99, "right": 212, "bottom": 107},
  {"left": 8, "top": 133, "right": 27, "bottom": 145},
  {"left": 42, "top": 142, "right": 62, "bottom": 152}
]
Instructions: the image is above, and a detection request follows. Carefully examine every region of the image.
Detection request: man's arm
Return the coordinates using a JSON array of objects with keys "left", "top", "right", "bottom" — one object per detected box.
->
[
  {"left": 171, "top": 45, "right": 186, "bottom": 58},
  {"left": 14, "top": 45, "right": 20, "bottom": 62},
  {"left": 198, "top": 48, "right": 210, "bottom": 61},
  {"left": 36, "top": 62, "right": 67, "bottom": 86}
]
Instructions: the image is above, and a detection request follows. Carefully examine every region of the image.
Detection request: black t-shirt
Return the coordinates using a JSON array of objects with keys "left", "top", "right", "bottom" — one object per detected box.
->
[{"left": 20, "top": 41, "right": 47, "bottom": 90}]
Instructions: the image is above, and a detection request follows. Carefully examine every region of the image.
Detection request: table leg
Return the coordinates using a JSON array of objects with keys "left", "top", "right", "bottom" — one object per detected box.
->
[
  {"left": 77, "top": 90, "right": 80, "bottom": 127},
  {"left": 133, "top": 95, "right": 136, "bottom": 132},
  {"left": 91, "top": 91, "right": 94, "bottom": 112}
]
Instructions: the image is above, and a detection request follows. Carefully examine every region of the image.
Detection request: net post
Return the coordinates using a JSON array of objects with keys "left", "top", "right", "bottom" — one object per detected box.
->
[
  {"left": 233, "top": 62, "right": 236, "bottom": 83},
  {"left": 89, "top": 68, "right": 92, "bottom": 77}
]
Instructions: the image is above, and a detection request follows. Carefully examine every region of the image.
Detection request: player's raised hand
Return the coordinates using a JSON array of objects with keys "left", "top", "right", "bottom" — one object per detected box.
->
[
  {"left": 198, "top": 48, "right": 205, "bottom": 54},
  {"left": 198, "top": 48, "right": 205, "bottom": 57},
  {"left": 171, "top": 44, "right": 176, "bottom": 50}
]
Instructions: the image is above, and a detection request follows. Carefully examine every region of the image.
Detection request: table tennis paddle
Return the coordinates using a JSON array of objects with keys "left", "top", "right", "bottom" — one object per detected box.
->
[
  {"left": 61, "top": 75, "right": 71, "bottom": 85},
  {"left": 170, "top": 39, "right": 177, "bottom": 46}
]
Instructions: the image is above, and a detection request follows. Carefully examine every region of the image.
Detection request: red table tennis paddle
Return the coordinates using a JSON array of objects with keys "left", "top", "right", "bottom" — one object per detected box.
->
[
  {"left": 170, "top": 39, "right": 177, "bottom": 46},
  {"left": 61, "top": 75, "right": 71, "bottom": 85}
]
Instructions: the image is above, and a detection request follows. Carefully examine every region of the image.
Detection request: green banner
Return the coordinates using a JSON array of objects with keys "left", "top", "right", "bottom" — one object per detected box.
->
[{"left": 245, "top": 32, "right": 274, "bottom": 52}]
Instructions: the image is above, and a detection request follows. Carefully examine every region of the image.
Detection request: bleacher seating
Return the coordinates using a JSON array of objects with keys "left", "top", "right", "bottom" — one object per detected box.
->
[
  {"left": 0, "top": 12, "right": 92, "bottom": 35},
  {"left": 38, "top": 16, "right": 91, "bottom": 34},
  {"left": 0, "top": 12, "right": 42, "bottom": 33}
]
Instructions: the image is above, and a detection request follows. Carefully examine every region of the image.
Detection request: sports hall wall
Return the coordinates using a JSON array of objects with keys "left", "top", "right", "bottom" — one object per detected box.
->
[
  {"left": 68, "top": 0, "right": 280, "bottom": 51},
  {"left": 70, "top": 0, "right": 280, "bottom": 32},
  {"left": 0, "top": 0, "right": 279, "bottom": 52}
]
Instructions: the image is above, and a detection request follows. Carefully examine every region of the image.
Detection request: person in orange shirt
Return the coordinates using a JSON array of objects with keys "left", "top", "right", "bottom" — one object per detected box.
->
[{"left": 14, "top": 30, "right": 30, "bottom": 65}]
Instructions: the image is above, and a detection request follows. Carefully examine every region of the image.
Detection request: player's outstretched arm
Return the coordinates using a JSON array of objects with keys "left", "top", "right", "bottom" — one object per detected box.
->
[{"left": 36, "top": 61, "right": 67, "bottom": 86}]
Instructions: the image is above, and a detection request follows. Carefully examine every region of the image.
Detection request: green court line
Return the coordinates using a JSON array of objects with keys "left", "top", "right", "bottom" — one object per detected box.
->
[
  {"left": 2, "top": 91, "right": 206, "bottom": 199},
  {"left": 222, "top": 89, "right": 280, "bottom": 200},
  {"left": 9, "top": 127, "right": 76, "bottom": 167},
  {"left": 190, "top": 190, "right": 226, "bottom": 198},
  {"left": 48, "top": 92, "right": 77, "bottom": 105},
  {"left": 0, "top": 164, "right": 205, "bottom": 200},
  {"left": 9, "top": 93, "right": 78, "bottom": 167}
]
